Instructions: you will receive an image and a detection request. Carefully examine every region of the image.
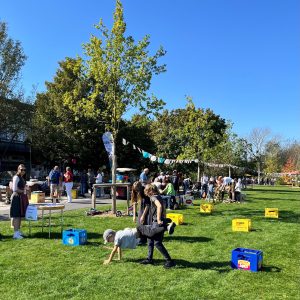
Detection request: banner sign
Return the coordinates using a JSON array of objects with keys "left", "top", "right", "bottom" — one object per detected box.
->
[
  {"left": 25, "top": 205, "right": 38, "bottom": 221},
  {"left": 102, "top": 132, "right": 114, "bottom": 157}
]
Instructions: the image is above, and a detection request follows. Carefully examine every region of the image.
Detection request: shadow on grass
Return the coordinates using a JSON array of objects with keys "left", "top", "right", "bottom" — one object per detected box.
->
[
  {"left": 174, "top": 259, "right": 231, "bottom": 272},
  {"left": 250, "top": 197, "right": 300, "bottom": 202},
  {"left": 210, "top": 208, "right": 300, "bottom": 223},
  {"left": 270, "top": 210, "right": 300, "bottom": 223},
  {"left": 29, "top": 231, "right": 102, "bottom": 240},
  {"left": 128, "top": 258, "right": 230, "bottom": 272},
  {"left": 164, "top": 235, "right": 212, "bottom": 243},
  {"left": 262, "top": 265, "right": 281, "bottom": 272},
  {"left": 250, "top": 188, "right": 300, "bottom": 194}
]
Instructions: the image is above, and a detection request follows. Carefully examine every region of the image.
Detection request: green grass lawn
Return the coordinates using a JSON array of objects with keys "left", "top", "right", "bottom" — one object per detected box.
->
[{"left": 0, "top": 186, "right": 299, "bottom": 300}]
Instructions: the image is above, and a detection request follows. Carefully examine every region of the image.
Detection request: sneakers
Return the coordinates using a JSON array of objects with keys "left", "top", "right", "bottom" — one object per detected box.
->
[
  {"left": 13, "top": 231, "right": 24, "bottom": 240},
  {"left": 140, "top": 259, "right": 154, "bottom": 265},
  {"left": 167, "top": 222, "right": 176, "bottom": 235},
  {"left": 164, "top": 260, "right": 176, "bottom": 269}
]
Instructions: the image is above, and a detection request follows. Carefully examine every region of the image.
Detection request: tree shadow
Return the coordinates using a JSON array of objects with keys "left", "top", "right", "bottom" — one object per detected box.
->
[
  {"left": 29, "top": 231, "right": 63, "bottom": 239},
  {"left": 164, "top": 235, "right": 213, "bottom": 243},
  {"left": 250, "top": 188, "right": 300, "bottom": 194},
  {"left": 250, "top": 197, "right": 298, "bottom": 202},
  {"left": 271, "top": 210, "right": 300, "bottom": 223},
  {"left": 28, "top": 231, "right": 101, "bottom": 240}
]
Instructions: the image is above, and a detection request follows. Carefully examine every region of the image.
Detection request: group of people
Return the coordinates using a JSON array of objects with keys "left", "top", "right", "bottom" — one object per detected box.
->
[
  {"left": 103, "top": 181, "right": 176, "bottom": 268},
  {"left": 140, "top": 168, "right": 192, "bottom": 209},
  {"left": 48, "top": 167, "right": 106, "bottom": 203},
  {"left": 48, "top": 166, "right": 74, "bottom": 204},
  {"left": 101, "top": 168, "right": 194, "bottom": 268},
  {"left": 199, "top": 175, "right": 243, "bottom": 203}
]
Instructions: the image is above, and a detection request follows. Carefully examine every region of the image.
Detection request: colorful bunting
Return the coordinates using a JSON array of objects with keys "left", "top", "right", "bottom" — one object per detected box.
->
[{"left": 121, "top": 137, "right": 244, "bottom": 170}]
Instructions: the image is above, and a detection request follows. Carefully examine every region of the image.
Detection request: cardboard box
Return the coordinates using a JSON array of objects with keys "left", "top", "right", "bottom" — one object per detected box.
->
[{"left": 30, "top": 191, "right": 45, "bottom": 203}]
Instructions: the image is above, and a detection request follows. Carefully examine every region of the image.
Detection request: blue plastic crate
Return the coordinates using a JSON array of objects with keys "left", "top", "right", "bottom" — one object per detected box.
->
[
  {"left": 62, "top": 229, "right": 87, "bottom": 246},
  {"left": 231, "top": 248, "right": 263, "bottom": 272}
]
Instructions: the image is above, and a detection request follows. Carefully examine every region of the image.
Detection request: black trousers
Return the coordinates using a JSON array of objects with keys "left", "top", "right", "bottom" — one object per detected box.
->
[
  {"left": 147, "top": 232, "right": 171, "bottom": 261},
  {"left": 140, "top": 219, "right": 172, "bottom": 261}
]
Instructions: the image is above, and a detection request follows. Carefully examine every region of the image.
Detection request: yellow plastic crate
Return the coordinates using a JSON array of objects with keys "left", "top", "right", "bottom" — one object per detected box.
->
[
  {"left": 30, "top": 192, "right": 45, "bottom": 203},
  {"left": 71, "top": 189, "right": 78, "bottom": 199},
  {"left": 232, "top": 219, "right": 252, "bottom": 232},
  {"left": 166, "top": 213, "right": 184, "bottom": 225},
  {"left": 265, "top": 208, "right": 279, "bottom": 218},
  {"left": 200, "top": 203, "right": 214, "bottom": 213}
]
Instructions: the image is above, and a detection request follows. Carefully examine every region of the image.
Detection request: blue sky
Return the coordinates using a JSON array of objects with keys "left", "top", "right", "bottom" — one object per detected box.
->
[{"left": 1, "top": 0, "right": 299, "bottom": 141}]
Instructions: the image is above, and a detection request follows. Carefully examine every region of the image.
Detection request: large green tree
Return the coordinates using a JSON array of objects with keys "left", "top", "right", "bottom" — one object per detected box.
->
[
  {"left": 32, "top": 57, "right": 107, "bottom": 169},
  {"left": 0, "top": 22, "right": 32, "bottom": 170},
  {"left": 0, "top": 21, "right": 26, "bottom": 98},
  {"left": 151, "top": 98, "right": 228, "bottom": 180},
  {"left": 62, "top": 0, "right": 166, "bottom": 212}
]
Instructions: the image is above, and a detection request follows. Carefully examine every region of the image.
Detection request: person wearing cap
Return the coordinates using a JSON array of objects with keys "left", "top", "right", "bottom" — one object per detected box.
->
[{"left": 103, "top": 220, "right": 176, "bottom": 265}]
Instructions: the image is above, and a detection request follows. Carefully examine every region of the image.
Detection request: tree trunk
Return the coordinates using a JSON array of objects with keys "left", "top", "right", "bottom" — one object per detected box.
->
[
  {"left": 197, "top": 161, "right": 201, "bottom": 182},
  {"left": 229, "top": 166, "right": 231, "bottom": 178},
  {"left": 111, "top": 138, "right": 117, "bottom": 214},
  {"left": 257, "top": 161, "right": 261, "bottom": 184}
]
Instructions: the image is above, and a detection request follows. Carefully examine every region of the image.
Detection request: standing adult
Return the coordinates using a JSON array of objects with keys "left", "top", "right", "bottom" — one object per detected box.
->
[
  {"left": 183, "top": 175, "right": 191, "bottom": 195},
  {"left": 140, "top": 184, "right": 176, "bottom": 268},
  {"left": 48, "top": 166, "right": 62, "bottom": 203},
  {"left": 201, "top": 174, "right": 209, "bottom": 198},
  {"left": 63, "top": 167, "right": 73, "bottom": 203},
  {"left": 235, "top": 178, "right": 243, "bottom": 202},
  {"left": 131, "top": 181, "right": 150, "bottom": 245},
  {"left": 87, "top": 169, "right": 95, "bottom": 196},
  {"left": 171, "top": 170, "right": 179, "bottom": 195},
  {"left": 79, "top": 170, "right": 88, "bottom": 197},
  {"left": 139, "top": 168, "right": 150, "bottom": 186},
  {"left": 95, "top": 169, "right": 103, "bottom": 197},
  {"left": 10, "top": 164, "right": 29, "bottom": 239}
]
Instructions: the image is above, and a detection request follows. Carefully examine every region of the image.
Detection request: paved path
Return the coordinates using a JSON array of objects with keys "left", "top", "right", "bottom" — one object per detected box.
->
[{"left": 0, "top": 196, "right": 128, "bottom": 221}]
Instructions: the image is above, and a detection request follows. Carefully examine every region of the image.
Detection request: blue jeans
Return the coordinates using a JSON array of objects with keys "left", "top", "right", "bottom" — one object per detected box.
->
[
  {"left": 161, "top": 195, "right": 172, "bottom": 209},
  {"left": 96, "top": 187, "right": 102, "bottom": 197},
  {"left": 80, "top": 182, "right": 87, "bottom": 195}
]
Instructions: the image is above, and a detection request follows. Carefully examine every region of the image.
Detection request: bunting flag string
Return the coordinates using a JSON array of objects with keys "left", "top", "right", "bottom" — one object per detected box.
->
[{"left": 121, "top": 137, "right": 245, "bottom": 169}]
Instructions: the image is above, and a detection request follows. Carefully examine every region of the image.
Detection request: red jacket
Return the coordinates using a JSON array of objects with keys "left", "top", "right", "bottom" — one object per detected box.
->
[{"left": 64, "top": 171, "right": 73, "bottom": 182}]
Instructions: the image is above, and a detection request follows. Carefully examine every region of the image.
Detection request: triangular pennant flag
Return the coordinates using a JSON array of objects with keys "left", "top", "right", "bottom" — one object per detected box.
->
[
  {"left": 142, "top": 151, "right": 150, "bottom": 158},
  {"left": 158, "top": 157, "right": 165, "bottom": 164}
]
